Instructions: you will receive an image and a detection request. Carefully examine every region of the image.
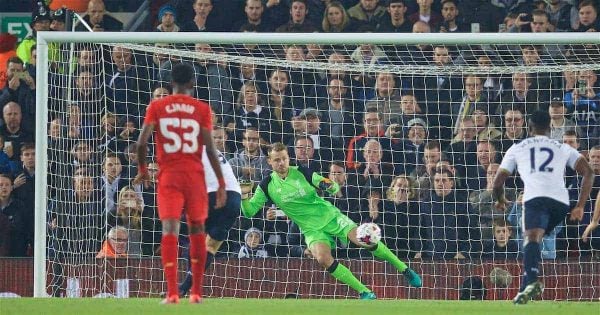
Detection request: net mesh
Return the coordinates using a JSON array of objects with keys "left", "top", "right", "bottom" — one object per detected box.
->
[{"left": 42, "top": 36, "right": 600, "bottom": 300}]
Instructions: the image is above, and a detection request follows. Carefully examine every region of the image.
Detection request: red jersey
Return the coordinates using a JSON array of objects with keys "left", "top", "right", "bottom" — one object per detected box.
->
[{"left": 144, "top": 94, "right": 212, "bottom": 173}]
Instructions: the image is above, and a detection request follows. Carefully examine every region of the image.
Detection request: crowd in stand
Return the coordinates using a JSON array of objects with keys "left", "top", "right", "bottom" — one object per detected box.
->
[{"left": 0, "top": 0, "right": 599, "bottom": 264}]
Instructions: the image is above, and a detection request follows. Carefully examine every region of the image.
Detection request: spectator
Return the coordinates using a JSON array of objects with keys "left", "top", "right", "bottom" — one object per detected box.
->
[
  {"left": 0, "top": 135, "right": 19, "bottom": 175},
  {"left": 64, "top": 104, "right": 96, "bottom": 140},
  {"left": 0, "top": 33, "right": 18, "bottom": 91},
  {"left": 0, "top": 173, "right": 28, "bottom": 257},
  {"left": 106, "top": 46, "right": 151, "bottom": 118},
  {"left": 452, "top": 75, "right": 493, "bottom": 136},
  {"left": 482, "top": 218, "right": 520, "bottom": 260},
  {"left": 0, "top": 57, "right": 36, "bottom": 131},
  {"left": 563, "top": 69, "right": 599, "bottom": 144},
  {"left": 230, "top": 61, "right": 267, "bottom": 97},
  {"left": 50, "top": 7, "right": 67, "bottom": 32},
  {"left": 213, "top": 125, "right": 235, "bottom": 160},
  {"left": 289, "top": 107, "right": 345, "bottom": 163},
  {"left": 225, "top": 80, "right": 281, "bottom": 146},
  {"left": 384, "top": 93, "right": 427, "bottom": 138},
  {"left": 108, "top": 186, "right": 145, "bottom": 257},
  {"left": 499, "top": 108, "right": 528, "bottom": 153},
  {"left": 151, "top": 85, "right": 171, "bottom": 101},
  {"left": 96, "top": 225, "right": 129, "bottom": 258},
  {"left": 365, "top": 72, "right": 403, "bottom": 127},
  {"left": 496, "top": 72, "right": 538, "bottom": 117},
  {"left": 549, "top": 98, "right": 580, "bottom": 142},
  {"left": 156, "top": 4, "right": 180, "bottom": 32},
  {"left": 469, "top": 163, "right": 518, "bottom": 239},
  {"left": 573, "top": 0, "right": 599, "bottom": 32},
  {"left": 70, "top": 70, "right": 104, "bottom": 120},
  {"left": 265, "top": 69, "right": 300, "bottom": 134},
  {"left": 471, "top": 106, "right": 502, "bottom": 141},
  {"left": 16, "top": 2, "right": 51, "bottom": 64},
  {"left": 418, "top": 169, "right": 481, "bottom": 259},
  {"left": 409, "top": 0, "right": 442, "bottom": 29},
  {"left": 321, "top": 1, "right": 356, "bottom": 32},
  {"left": 68, "top": 140, "right": 99, "bottom": 177},
  {"left": 314, "top": 52, "right": 367, "bottom": 105},
  {"left": 346, "top": 108, "right": 392, "bottom": 171},
  {"left": 519, "top": 45, "right": 555, "bottom": 105},
  {"left": 438, "top": 0, "right": 467, "bottom": 33},
  {"left": 232, "top": 0, "right": 274, "bottom": 32},
  {"left": 325, "top": 161, "right": 362, "bottom": 223},
  {"left": 319, "top": 78, "right": 361, "bottom": 142},
  {"left": 448, "top": 118, "right": 478, "bottom": 176},
  {"left": 101, "top": 153, "right": 137, "bottom": 214},
  {"left": 378, "top": 174, "right": 422, "bottom": 258},
  {"left": 544, "top": 0, "right": 575, "bottom": 32},
  {"left": 347, "top": 0, "right": 387, "bottom": 29},
  {"left": 355, "top": 139, "right": 395, "bottom": 196},
  {"left": 458, "top": 0, "right": 503, "bottom": 33},
  {"left": 283, "top": 45, "right": 318, "bottom": 109},
  {"left": 463, "top": 140, "right": 499, "bottom": 191},
  {"left": 179, "top": 0, "right": 224, "bottom": 32},
  {"left": 193, "top": 44, "right": 234, "bottom": 116},
  {"left": 0, "top": 102, "right": 34, "bottom": 162},
  {"left": 238, "top": 227, "right": 269, "bottom": 258},
  {"left": 96, "top": 112, "right": 118, "bottom": 154},
  {"left": 276, "top": 0, "right": 318, "bottom": 32},
  {"left": 392, "top": 117, "right": 428, "bottom": 174},
  {"left": 12, "top": 143, "right": 35, "bottom": 239},
  {"left": 376, "top": 0, "right": 412, "bottom": 33},
  {"left": 228, "top": 127, "right": 271, "bottom": 185},
  {"left": 293, "top": 136, "right": 327, "bottom": 174},
  {"left": 476, "top": 54, "right": 504, "bottom": 102},
  {"left": 25, "top": 46, "right": 36, "bottom": 80},
  {"left": 350, "top": 43, "right": 388, "bottom": 68},
  {"left": 76, "top": 0, "right": 123, "bottom": 32}
]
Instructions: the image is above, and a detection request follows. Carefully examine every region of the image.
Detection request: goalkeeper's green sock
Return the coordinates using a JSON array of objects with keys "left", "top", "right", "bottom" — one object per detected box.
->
[
  {"left": 369, "top": 241, "right": 408, "bottom": 272},
  {"left": 327, "top": 260, "right": 370, "bottom": 294}
]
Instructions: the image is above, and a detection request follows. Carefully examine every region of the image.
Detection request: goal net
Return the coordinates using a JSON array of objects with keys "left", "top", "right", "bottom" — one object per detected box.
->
[{"left": 35, "top": 32, "right": 600, "bottom": 300}]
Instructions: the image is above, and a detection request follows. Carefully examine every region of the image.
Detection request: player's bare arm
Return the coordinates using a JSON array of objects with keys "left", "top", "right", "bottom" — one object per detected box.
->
[
  {"left": 134, "top": 122, "right": 155, "bottom": 185},
  {"left": 492, "top": 168, "right": 511, "bottom": 211},
  {"left": 571, "top": 157, "right": 595, "bottom": 221},
  {"left": 201, "top": 125, "right": 227, "bottom": 209},
  {"left": 582, "top": 190, "right": 600, "bottom": 242}
]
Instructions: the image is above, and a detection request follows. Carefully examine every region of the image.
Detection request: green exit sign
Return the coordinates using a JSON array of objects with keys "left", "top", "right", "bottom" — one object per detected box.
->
[{"left": 1, "top": 15, "right": 33, "bottom": 43}]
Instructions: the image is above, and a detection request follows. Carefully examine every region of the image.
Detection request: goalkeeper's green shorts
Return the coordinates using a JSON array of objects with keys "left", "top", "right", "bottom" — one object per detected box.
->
[{"left": 304, "top": 212, "right": 357, "bottom": 249}]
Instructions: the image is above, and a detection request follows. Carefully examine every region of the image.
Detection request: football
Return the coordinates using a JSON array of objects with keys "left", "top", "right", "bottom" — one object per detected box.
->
[{"left": 356, "top": 223, "right": 382, "bottom": 246}]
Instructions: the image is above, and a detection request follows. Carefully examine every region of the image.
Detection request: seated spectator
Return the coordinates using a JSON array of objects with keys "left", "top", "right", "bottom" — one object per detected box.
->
[
  {"left": 0, "top": 57, "right": 35, "bottom": 131},
  {"left": 408, "top": 0, "right": 442, "bottom": 29},
  {"left": 549, "top": 98, "right": 580, "bottom": 142},
  {"left": 115, "top": 116, "right": 139, "bottom": 156},
  {"left": 496, "top": 72, "right": 538, "bottom": 117},
  {"left": 276, "top": 0, "right": 318, "bottom": 32},
  {"left": 469, "top": 163, "right": 518, "bottom": 239},
  {"left": 324, "top": 161, "right": 362, "bottom": 223},
  {"left": 106, "top": 46, "right": 151, "bottom": 118},
  {"left": 0, "top": 102, "right": 34, "bottom": 162},
  {"left": 232, "top": 0, "right": 274, "bottom": 32},
  {"left": 68, "top": 140, "right": 98, "bottom": 177},
  {"left": 213, "top": 125, "right": 235, "bottom": 160},
  {"left": 544, "top": 0, "right": 575, "bottom": 32},
  {"left": 384, "top": 93, "right": 427, "bottom": 138},
  {"left": 238, "top": 227, "right": 269, "bottom": 258},
  {"left": 314, "top": 52, "right": 368, "bottom": 105},
  {"left": 411, "top": 140, "right": 442, "bottom": 200},
  {"left": 283, "top": 45, "right": 318, "bottom": 108},
  {"left": 0, "top": 173, "right": 28, "bottom": 257},
  {"left": 321, "top": 1, "right": 357, "bottom": 32},
  {"left": 108, "top": 186, "right": 144, "bottom": 257},
  {"left": 355, "top": 139, "right": 395, "bottom": 195},
  {"left": 498, "top": 108, "right": 528, "bottom": 153},
  {"left": 364, "top": 72, "right": 403, "bottom": 128},
  {"left": 447, "top": 118, "right": 478, "bottom": 176},
  {"left": 156, "top": 4, "right": 180, "bottom": 32},
  {"left": 463, "top": 140, "right": 499, "bottom": 191},
  {"left": 193, "top": 44, "right": 234, "bottom": 116},
  {"left": 96, "top": 112, "right": 118, "bottom": 154},
  {"left": 573, "top": 0, "right": 599, "bottom": 32},
  {"left": 293, "top": 136, "right": 327, "bottom": 174},
  {"left": 180, "top": 0, "right": 222, "bottom": 32},
  {"left": 563, "top": 69, "right": 599, "bottom": 144},
  {"left": 265, "top": 69, "right": 300, "bottom": 134},
  {"left": 228, "top": 127, "right": 271, "bottom": 185},
  {"left": 482, "top": 218, "right": 520, "bottom": 260},
  {"left": 76, "top": 0, "right": 123, "bottom": 32},
  {"left": 452, "top": 75, "right": 493, "bottom": 136},
  {"left": 102, "top": 153, "right": 138, "bottom": 214},
  {"left": 457, "top": 0, "right": 503, "bottom": 33},
  {"left": 378, "top": 175, "right": 422, "bottom": 259},
  {"left": 347, "top": 0, "right": 387, "bottom": 29},
  {"left": 437, "top": 0, "right": 467, "bottom": 32},
  {"left": 96, "top": 225, "right": 129, "bottom": 258},
  {"left": 391, "top": 118, "right": 427, "bottom": 174},
  {"left": 319, "top": 79, "right": 361, "bottom": 142},
  {"left": 471, "top": 106, "right": 502, "bottom": 141},
  {"left": 376, "top": 0, "right": 413, "bottom": 33},
  {"left": 70, "top": 70, "right": 104, "bottom": 120},
  {"left": 418, "top": 169, "right": 481, "bottom": 260},
  {"left": 346, "top": 108, "right": 392, "bottom": 170},
  {"left": 64, "top": 104, "right": 95, "bottom": 140},
  {"left": 225, "top": 81, "right": 281, "bottom": 146},
  {"left": 288, "top": 108, "right": 345, "bottom": 163}
]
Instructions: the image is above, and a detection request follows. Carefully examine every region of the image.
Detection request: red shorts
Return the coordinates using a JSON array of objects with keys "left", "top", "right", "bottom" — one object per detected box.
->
[{"left": 157, "top": 171, "right": 208, "bottom": 224}]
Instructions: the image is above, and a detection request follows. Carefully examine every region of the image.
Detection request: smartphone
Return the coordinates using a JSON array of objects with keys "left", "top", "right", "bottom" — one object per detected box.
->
[
  {"left": 14, "top": 71, "right": 26, "bottom": 79},
  {"left": 498, "top": 23, "right": 507, "bottom": 33},
  {"left": 521, "top": 14, "right": 532, "bottom": 22},
  {"left": 274, "top": 209, "right": 285, "bottom": 217},
  {"left": 577, "top": 79, "right": 587, "bottom": 94},
  {"left": 471, "top": 23, "right": 480, "bottom": 33}
]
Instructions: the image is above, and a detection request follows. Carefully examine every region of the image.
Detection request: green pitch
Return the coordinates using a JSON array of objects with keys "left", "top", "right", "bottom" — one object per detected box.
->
[{"left": 1, "top": 298, "right": 598, "bottom": 315}]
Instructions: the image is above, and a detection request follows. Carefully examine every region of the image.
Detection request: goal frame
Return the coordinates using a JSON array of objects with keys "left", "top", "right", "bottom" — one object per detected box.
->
[{"left": 34, "top": 31, "right": 600, "bottom": 298}]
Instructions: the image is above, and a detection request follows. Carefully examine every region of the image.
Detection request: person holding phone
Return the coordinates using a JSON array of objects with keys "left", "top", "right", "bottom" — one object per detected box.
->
[{"left": 1, "top": 57, "right": 35, "bottom": 132}]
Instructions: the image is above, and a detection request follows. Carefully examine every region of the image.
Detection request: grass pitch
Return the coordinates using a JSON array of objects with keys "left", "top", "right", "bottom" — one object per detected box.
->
[{"left": 1, "top": 298, "right": 597, "bottom": 315}]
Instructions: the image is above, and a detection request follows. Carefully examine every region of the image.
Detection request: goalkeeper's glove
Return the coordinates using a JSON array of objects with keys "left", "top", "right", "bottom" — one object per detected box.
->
[{"left": 318, "top": 178, "right": 334, "bottom": 192}]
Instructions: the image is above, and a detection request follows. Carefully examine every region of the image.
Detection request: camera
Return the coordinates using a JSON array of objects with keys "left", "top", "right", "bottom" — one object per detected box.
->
[{"left": 521, "top": 14, "right": 532, "bottom": 22}]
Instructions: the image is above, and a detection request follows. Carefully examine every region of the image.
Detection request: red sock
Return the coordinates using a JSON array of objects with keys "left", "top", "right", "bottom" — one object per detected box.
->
[
  {"left": 161, "top": 234, "right": 179, "bottom": 297},
  {"left": 189, "top": 233, "right": 207, "bottom": 296}
]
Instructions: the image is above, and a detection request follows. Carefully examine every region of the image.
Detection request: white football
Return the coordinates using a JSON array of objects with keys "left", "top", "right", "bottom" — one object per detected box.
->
[{"left": 356, "top": 223, "right": 381, "bottom": 246}]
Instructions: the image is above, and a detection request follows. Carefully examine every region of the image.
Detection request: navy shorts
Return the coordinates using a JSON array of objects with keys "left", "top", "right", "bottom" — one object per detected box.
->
[
  {"left": 205, "top": 191, "right": 241, "bottom": 241},
  {"left": 523, "top": 197, "right": 569, "bottom": 235}
]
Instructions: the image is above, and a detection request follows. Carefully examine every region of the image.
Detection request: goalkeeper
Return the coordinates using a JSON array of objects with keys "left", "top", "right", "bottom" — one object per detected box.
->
[{"left": 241, "top": 142, "right": 422, "bottom": 299}]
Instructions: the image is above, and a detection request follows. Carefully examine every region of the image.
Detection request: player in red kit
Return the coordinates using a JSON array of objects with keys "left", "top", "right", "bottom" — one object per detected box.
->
[{"left": 135, "top": 63, "right": 226, "bottom": 304}]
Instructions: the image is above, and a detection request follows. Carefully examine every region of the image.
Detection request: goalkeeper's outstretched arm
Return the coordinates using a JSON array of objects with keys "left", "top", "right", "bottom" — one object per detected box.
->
[{"left": 241, "top": 184, "right": 268, "bottom": 218}]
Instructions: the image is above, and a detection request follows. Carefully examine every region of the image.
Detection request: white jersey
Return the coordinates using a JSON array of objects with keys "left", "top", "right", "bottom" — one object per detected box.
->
[
  {"left": 499, "top": 135, "right": 581, "bottom": 205},
  {"left": 202, "top": 147, "right": 241, "bottom": 194}
]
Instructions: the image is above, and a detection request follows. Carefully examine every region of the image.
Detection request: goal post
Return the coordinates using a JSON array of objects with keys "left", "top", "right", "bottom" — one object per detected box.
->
[{"left": 35, "top": 31, "right": 600, "bottom": 299}]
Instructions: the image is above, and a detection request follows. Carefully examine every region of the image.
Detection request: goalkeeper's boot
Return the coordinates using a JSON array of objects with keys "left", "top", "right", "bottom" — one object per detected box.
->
[
  {"left": 189, "top": 294, "right": 202, "bottom": 304},
  {"left": 513, "top": 281, "right": 544, "bottom": 305},
  {"left": 359, "top": 291, "right": 377, "bottom": 300},
  {"left": 403, "top": 268, "right": 422, "bottom": 288},
  {"left": 160, "top": 295, "right": 180, "bottom": 304}
]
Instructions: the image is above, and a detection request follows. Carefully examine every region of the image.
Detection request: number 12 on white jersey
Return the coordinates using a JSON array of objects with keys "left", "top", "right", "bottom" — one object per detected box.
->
[{"left": 159, "top": 118, "right": 200, "bottom": 153}]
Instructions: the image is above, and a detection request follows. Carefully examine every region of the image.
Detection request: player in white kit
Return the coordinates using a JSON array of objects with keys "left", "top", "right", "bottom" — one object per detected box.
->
[
  {"left": 492, "top": 110, "right": 594, "bottom": 305},
  {"left": 179, "top": 146, "right": 242, "bottom": 296}
]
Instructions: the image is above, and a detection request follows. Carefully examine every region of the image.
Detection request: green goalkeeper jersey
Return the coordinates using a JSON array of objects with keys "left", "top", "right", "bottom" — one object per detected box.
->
[{"left": 241, "top": 165, "right": 341, "bottom": 232}]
